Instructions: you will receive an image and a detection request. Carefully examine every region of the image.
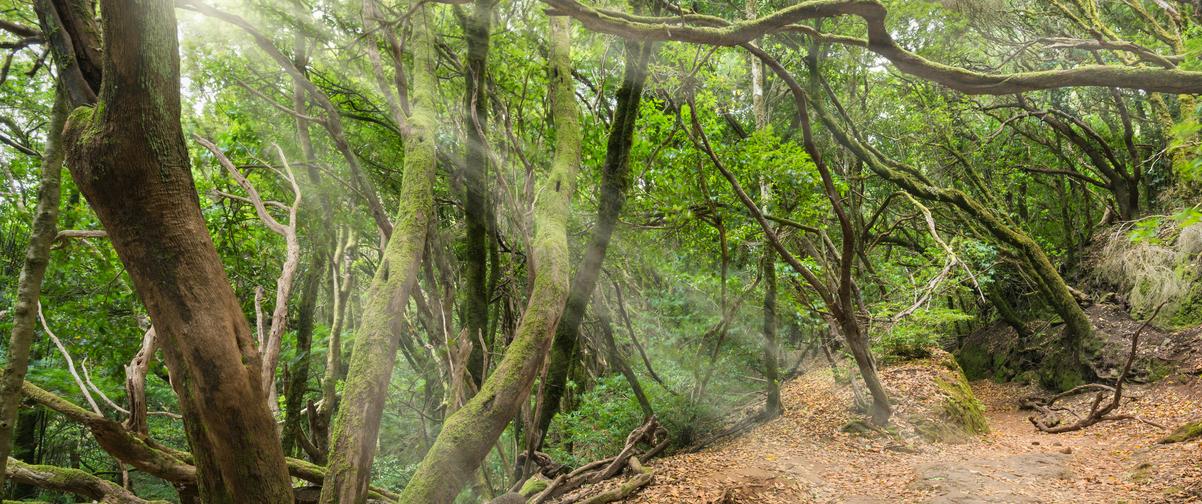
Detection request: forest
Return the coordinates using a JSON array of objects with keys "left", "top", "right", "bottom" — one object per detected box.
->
[{"left": 1, "top": 0, "right": 1202, "bottom": 502}]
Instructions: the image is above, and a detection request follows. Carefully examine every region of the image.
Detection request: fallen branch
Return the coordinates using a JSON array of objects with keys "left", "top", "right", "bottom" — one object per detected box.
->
[
  {"left": 576, "top": 457, "right": 654, "bottom": 504},
  {"left": 530, "top": 416, "right": 666, "bottom": 503},
  {"left": 6, "top": 457, "right": 165, "bottom": 503},
  {"left": 1027, "top": 303, "right": 1166, "bottom": 433}
]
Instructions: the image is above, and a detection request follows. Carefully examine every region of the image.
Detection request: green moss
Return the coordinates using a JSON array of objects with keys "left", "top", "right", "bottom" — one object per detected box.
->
[
  {"left": 519, "top": 475, "right": 549, "bottom": 497},
  {"left": 955, "top": 342, "right": 992, "bottom": 381},
  {"left": 1038, "top": 348, "right": 1085, "bottom": 392},
  {"left": 1170, "top": 282, "right": 1202, "bottom": 328},
  {"left": 934, "top": 373, "right": 989, "bottom": 436},
  {"left": 1158, "top": 420, "right": 1202, "bottom": 444}
]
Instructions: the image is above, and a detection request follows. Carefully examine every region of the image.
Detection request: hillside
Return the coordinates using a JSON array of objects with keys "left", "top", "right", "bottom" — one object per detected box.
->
[{"left": 564, "top": 327, "right": 1202, "bottom": 503}]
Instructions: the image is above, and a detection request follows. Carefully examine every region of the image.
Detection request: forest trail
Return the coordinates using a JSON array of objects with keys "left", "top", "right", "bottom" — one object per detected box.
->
[{"left": 568, "top": 361, "right": 1202, "bottom": 503}]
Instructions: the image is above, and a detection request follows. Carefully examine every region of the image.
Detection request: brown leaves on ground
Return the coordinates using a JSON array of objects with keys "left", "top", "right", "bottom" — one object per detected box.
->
[{"left": 562, "top": 358, "right": 1202, "bottom": 503}]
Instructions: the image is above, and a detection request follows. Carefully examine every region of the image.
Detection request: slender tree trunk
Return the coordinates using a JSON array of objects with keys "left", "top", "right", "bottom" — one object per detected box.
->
[
  {"left": 283, "top": 260, "right": 321, "bottom": 455},
  {"left": 0, "top": 88, "right": 66, "bottom": 490},
  {"left": 318, "top": 2, "right": 439, "bottom": 502},
  {"left": 55, "top": 1, "right": 294, "bottom": 501},
  {"left": 8, "top": 407, "right": 42, "bottom": 499},
  {"left": 463, "top": 0, "right": 494, "bottom": 388},
  {"left": 597, "top": 298, "right": 653, "bottom": 418},
  {"left": 396, "top": 15, "right": 581, "bottom": 502},
  {"left": 748, "top": 7, "right": 781, "bottom": 416},
  {"left": 761, "top": 253, "right": 782, "bottom": 417},
  {"left": 535, "top": 36, "right": 651, "bottom": 446}
]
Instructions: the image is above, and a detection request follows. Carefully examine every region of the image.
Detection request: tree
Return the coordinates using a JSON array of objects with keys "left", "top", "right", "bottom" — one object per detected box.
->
[
  {"left": 396, "top": 12, "right": 582, "bottom": 502},
  {"left": 40, "top": 0, "right": 295, "bottom": 501}
]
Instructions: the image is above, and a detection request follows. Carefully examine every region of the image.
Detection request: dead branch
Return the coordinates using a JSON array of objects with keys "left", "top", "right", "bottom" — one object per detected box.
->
[
  {"left": 194, "top": 136, "right": 302, "bottom": 414},
  {"left": 39, "top": 303, "right": 101, "bottom": 414},
  {"left": 575, "top": 457, "right": 654, "bottom": 504},
  {"left": 124, "top": 327, "right": 157, "bottom": 434},
  {"left": 1027, "top": 303, "right": 1166, "bottom": 433},
  {"left": 530, "top": 416, "right": 665, "bottom": 503}
]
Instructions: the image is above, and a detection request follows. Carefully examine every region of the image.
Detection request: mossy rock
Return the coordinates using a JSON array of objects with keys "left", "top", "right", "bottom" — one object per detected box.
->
[
  {"left": 955, "top": 322, "right": 1018, "bottom": 381},
  {"left": 1159, "top": 420, "right": 1202, "bottom": 444},
  {"left": 1038, "top": 347, "right": 1086, "bottom": 392},
  {"left": 909, "top": 350, "right": 991, "bottom": 443},
  {"left": 1170, "top": 280, "right": 1202, "bottom": 328}
]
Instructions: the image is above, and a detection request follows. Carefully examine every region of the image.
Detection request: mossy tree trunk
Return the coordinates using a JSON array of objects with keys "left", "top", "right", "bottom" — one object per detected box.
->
[
  {"left": 396, "top": 14, "right": 582, "bottom": 503},
  {"left": 535, "top": 33, "right": 651, "bottom": 448},
  {"left": 318, "top": 2, "right": 439, "bottom": 502},
  {"left": 463, "top": 0, "right": 494, "bottom": 388},
  {"left": 48, "top": 1, "right": 295, "bottom": 501},
  {"left": 0, "top": 87, "right": 67, "bottom": 492}
]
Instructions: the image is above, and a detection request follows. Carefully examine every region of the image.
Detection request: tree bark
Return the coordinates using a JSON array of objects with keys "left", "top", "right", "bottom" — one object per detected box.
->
[
  {"left": 463, "top": 0, "right": 494, "bottom": 389},
  {"left": 535, "top": 34, "right": 651, "bottom": 447},
  {"left": 283, "top": 259, "right": 322, "bottom": 456},
  {"left": 54, "top": 1, "right": 294, "bottom": 501},
  {"left": 318, "top": 2, "right": 439, "bottom": 502},
  {"left": 395, "top": 14, "right": 582, "bottom": 503},
  {"left": 0, "top": 87, "right": 67, "bottom": 492}
]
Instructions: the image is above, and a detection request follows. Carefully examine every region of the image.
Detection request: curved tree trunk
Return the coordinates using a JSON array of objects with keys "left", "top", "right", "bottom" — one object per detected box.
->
[
  {"left": 396, "top": 14, "right": 582, "bottom": 503},
  {"left": 318, "top": 2, "right": 439, "bottom": 502},
  {"left": 0, "top": 87, "right": 67, "bottom": 491},
  {"left": 52, "top": 1, "right": 294, "bottom": 501},
  {"left": 535, "top": 36, "right": 651, "bottom": 447}
]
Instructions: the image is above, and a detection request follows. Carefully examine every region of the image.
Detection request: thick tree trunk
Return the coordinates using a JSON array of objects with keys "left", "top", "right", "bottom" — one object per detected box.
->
[
  {"left": 395, "top": 15, "right": 581, "bottom": 503},
  {"left": 463, "top": 0, "right": 494, "bottom": 388},
  {"left": 318, "top": 3, "right": 439, "bottom": 502},
  {"left": 0, "top": 88, "right": 66, "bottom": 491},
  {"left": 535, "top": 36, "right": 651, "bottom": 446},
  {"left": 56, "top": 1, "right": 294, "bottom": 501}
]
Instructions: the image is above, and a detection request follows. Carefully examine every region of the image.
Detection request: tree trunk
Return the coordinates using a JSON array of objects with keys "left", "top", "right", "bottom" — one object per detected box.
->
[
  {"left": 762, "top": 253, "right": 782, "bottom": 417},
  {"left": 0, "top": 87, "right": 66, "bottom": 491},
  {"left": 395, "top": 14, "right": 581, "bottom": 503},
  {"left": 283, "top": 260, "right": 322, "bottom": 456},
  {"left": 463, "top": 0, "right": 494, "bottom": 388},
  {"left": 318, "top": 2, "right": 439, "bottom": 502},
  {"left": 56, "top": 1, "right": 294, "bottom": 501},
  {"left": 597, "top": 298, "right": 653, "bottom": 419},
  {"left": 535, "top": 36, "right": 651, "bottom": 447}
]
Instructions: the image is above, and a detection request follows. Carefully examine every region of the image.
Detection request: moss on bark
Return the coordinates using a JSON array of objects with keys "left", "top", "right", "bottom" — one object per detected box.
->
[
  {"left": 395, "top": 14, "right": 582, "bottom": 504},
  {"left": 319, "top": 3, "right": 439, "bottom": 503}
]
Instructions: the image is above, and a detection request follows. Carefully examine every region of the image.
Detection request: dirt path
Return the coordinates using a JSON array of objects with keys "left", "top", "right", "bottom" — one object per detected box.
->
[{"left": 573, "top": 368, "right": 1202, "bottom": 503}]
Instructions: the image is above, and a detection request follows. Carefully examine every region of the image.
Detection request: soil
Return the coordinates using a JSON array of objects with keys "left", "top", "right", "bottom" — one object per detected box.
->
[{"left": 563, "top": 362, "right": 1202, "bottom": 503}]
